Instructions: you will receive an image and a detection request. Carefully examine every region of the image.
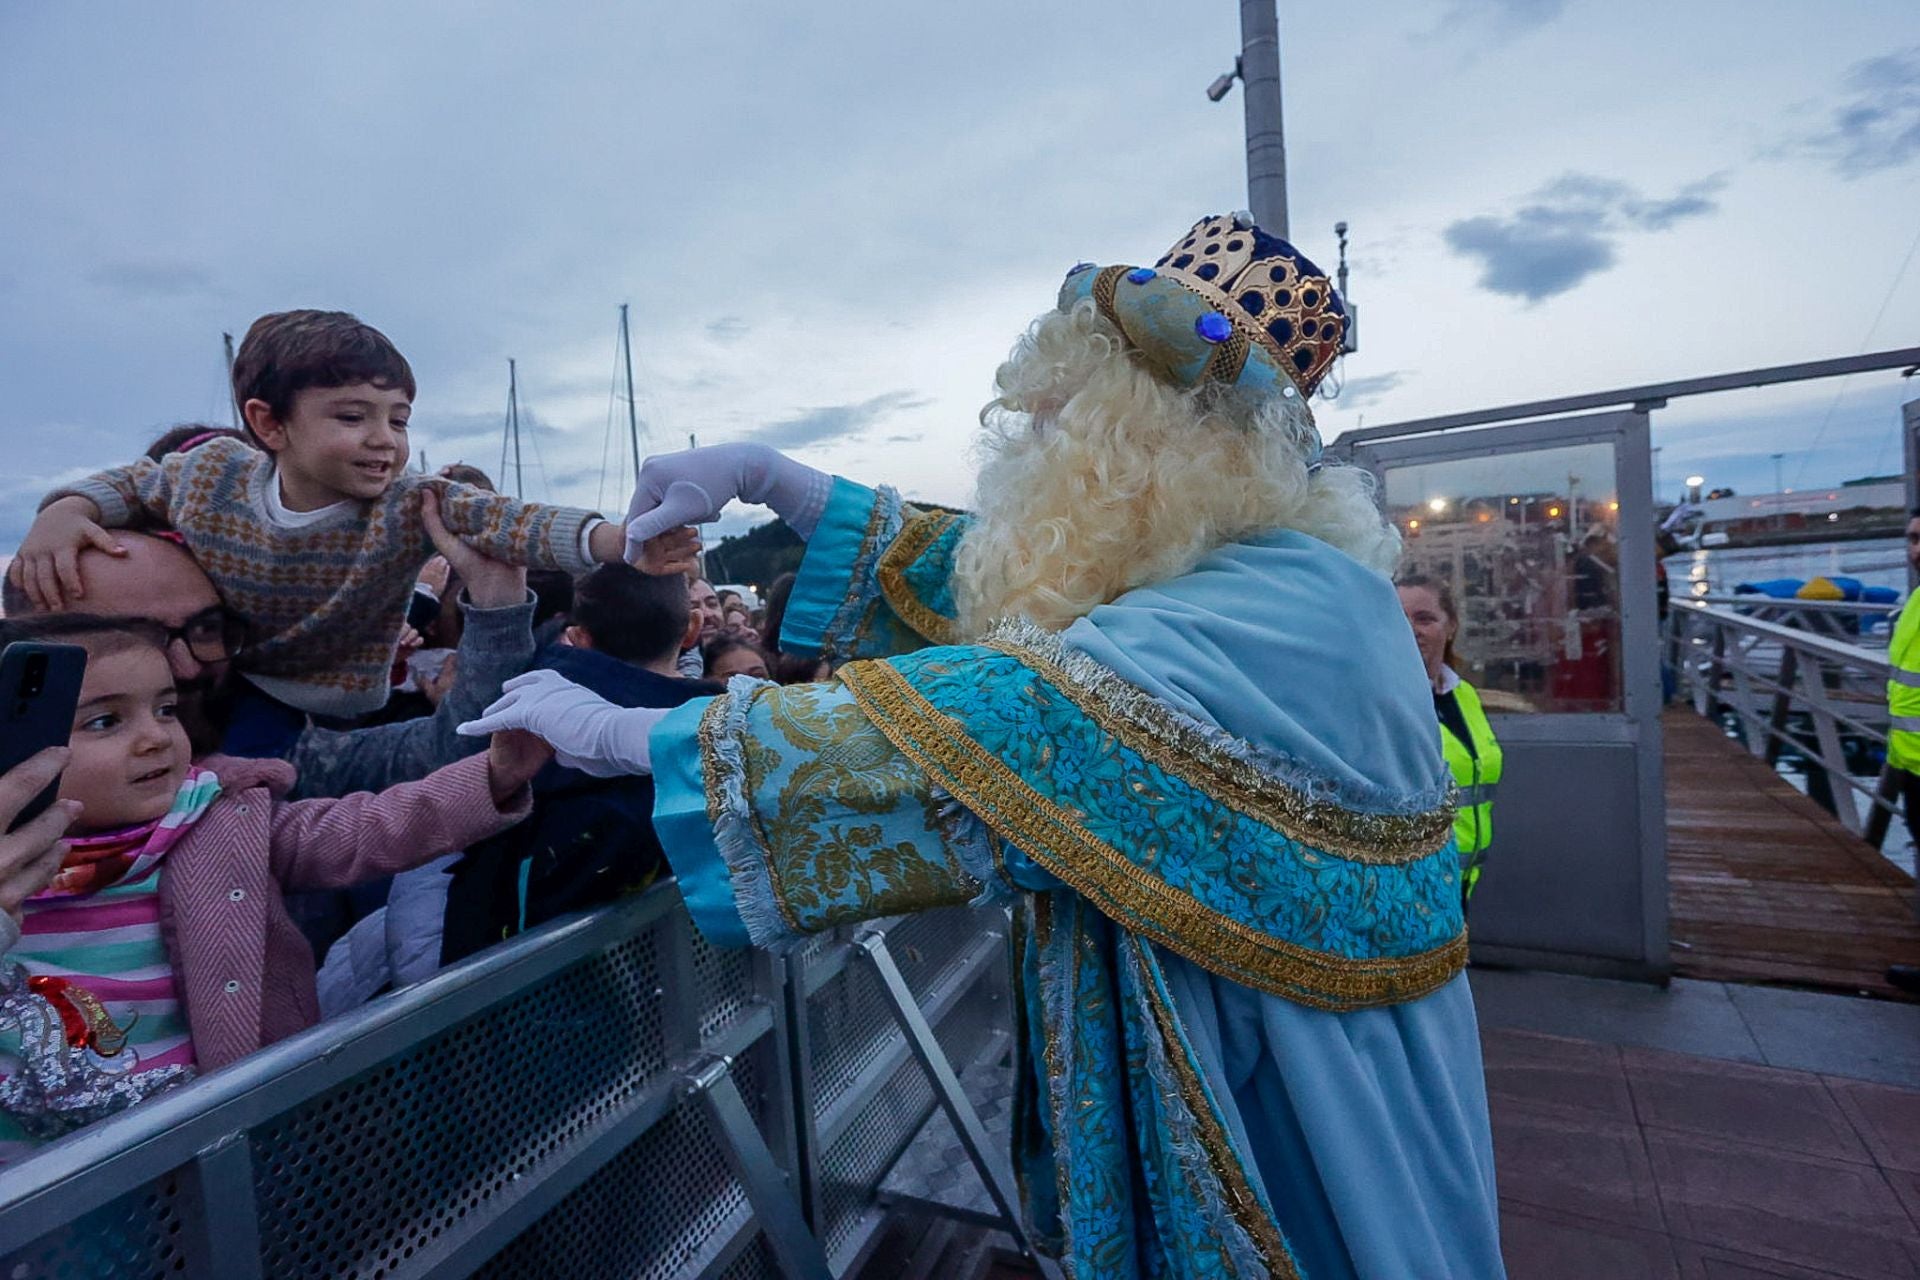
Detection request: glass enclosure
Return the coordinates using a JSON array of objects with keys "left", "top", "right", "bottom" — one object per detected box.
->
[{"left": 1384, "top": 440, "right": 1623, "bottom": 713}]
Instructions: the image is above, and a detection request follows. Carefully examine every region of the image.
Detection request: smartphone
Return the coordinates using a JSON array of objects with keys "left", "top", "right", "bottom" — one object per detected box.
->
[{"left": 0, "top": 642, "right": 87, "bottom": 834}]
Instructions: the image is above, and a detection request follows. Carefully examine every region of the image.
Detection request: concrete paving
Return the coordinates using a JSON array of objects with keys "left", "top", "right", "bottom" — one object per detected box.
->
[{"left": 1475, "top": 967, "right": 1920, "bottom": 1277}]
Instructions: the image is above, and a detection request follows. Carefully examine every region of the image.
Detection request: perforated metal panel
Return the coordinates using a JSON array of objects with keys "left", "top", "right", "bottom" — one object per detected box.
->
[
  {"left": 799, "top": 908, "right": 1010, "bottom": 1265},
  {"left": 714, "top": 1234, "right": 781, "bottom": 1280},
  {"left": 474, "top": 1042, "right": 781, "bottom": 1280},
  {"left": 0, "top": 891, "right": 1012, "bottom": 1280},
  {"left": 251, "top": 917, "right": 673, "bottom": 1279},
  {"left": 0, "top": 1175, "right": 189, "bottom": 1279},
  {"left": 691, "top": 928, "right": 756, "bottom": 1044}
]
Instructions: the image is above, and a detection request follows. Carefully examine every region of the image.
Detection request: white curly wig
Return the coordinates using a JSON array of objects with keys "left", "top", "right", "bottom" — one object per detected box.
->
[{"left": 953, "top": 300, "right": 1399, "bottom": 635}]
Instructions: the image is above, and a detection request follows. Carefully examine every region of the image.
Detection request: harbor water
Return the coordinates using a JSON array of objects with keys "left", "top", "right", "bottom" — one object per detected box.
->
[{"left": 1667, "top": 535, "right": 1908, "bottom": 600}]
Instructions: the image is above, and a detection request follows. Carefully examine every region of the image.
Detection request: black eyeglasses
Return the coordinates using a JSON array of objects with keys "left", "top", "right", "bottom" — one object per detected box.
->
[{"left": 160, "top": 606, "right": 249, "bottom": 664}]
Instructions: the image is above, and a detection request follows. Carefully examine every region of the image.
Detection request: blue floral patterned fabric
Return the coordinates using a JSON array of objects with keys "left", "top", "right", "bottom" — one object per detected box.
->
[{"left": 838, "top": 640, "right": 1465, "bottom": 1011}]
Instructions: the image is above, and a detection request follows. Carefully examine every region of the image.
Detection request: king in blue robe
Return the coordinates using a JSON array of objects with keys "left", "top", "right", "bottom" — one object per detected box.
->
[{"left": 486, "top": 215, "right": 1506, "bottom": 1278}]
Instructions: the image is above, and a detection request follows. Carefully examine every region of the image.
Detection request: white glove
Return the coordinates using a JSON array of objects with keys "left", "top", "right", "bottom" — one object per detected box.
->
[
  {"left": 456, "top": 670, "right": 669, "bottom": 777},
  {"left": 623, "top": 443, "right": 832, "bottom": 554}
]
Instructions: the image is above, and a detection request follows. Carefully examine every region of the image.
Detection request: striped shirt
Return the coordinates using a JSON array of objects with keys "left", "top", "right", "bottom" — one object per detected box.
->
[{"left": 0, "top": 867, "right": 194, "bottom": 1160}]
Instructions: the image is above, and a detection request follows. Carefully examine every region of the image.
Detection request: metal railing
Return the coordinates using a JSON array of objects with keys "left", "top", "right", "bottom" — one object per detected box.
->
[
  {"left": 1683, "top": 592, "right": 1898, "bottom": 644},
  {"left": 0, "top": 885, "right": 1025, "bottom": 1280},
  {"left": 1666, "top": 596, "right": 1903, "bottom": 845}
]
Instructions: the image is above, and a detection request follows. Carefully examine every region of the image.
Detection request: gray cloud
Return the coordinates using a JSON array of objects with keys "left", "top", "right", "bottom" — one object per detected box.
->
[
  {"left": 1427, "top": 0, "right": 1568, "bottom": 39},
  {"left": 1327, "top": 371, "right": 1406, "bottom": 409},
  {"left": 1444, "top": 173, "right": 1722, "bottom": 302},
  {"left": 87, "top": 260, "right": 217, "bottom": 299},
  {"left": 1796, "top": 47, "right": 1920, "bottom": 178},
  {"left": 705, "top": 316, "right": 749, "bottom": 344},
  {"left": 749, "top": 390, "right": 932, "bottom": 451}
]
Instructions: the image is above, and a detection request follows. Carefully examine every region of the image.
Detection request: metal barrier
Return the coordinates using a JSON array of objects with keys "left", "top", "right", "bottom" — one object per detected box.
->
[
  {"left": 1666, "top": 596, "right": 1902, "bottom": 845},
  {"left": 1684, "top": 592, "right": 1898, "bottom": 645},
  {"left": 0, "top": 884, "right": 1021, "bottom": 1280}
]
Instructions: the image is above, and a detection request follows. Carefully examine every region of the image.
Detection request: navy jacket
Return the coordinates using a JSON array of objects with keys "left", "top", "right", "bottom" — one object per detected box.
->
[{"left": 439, "top": 645, "right": 719, "bottom": 964}]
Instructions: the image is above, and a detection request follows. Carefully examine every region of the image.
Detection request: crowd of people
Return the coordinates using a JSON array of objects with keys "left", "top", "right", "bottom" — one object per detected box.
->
[
  {"left": 0, "top": 309, "right": 831, "bottom": 1160},
  {"left": 0, "top": 210, "right": 1510, "bottom": 1277}
]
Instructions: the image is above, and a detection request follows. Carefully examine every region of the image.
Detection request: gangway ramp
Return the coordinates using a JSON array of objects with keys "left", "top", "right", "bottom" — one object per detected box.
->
[{"left": 1665, "top": 707, "right": 1920, "bottom": 999}]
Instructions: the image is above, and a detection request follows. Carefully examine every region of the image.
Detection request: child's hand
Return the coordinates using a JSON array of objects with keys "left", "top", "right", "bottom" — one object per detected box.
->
[
  {"left": 486, "top": 729, "right": 554, "bottom": 805},
  {"left": 420, "top": 653, "right": 460, "bottom": 707},
  {"left": 8, "top": 497, "right": 122, "bottom": 611},
  {"left": 416, "top": 554, "right": 453, "bottom": 600},
  {"left": 422, "top": 487, "right": 526, "bottom": 610},
  {"left": 629, "top": 526, "right": 702, "bottom": 577}
]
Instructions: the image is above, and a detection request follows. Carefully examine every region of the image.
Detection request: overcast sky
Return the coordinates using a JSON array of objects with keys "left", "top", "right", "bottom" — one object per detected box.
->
[{"left": 3, "top": 0, "right": 1917, "bottom": 556}]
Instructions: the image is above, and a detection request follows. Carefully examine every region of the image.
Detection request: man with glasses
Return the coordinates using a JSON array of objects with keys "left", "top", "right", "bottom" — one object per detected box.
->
[{"left": 0, "top": 516, "right": 537, "bottom": 801}]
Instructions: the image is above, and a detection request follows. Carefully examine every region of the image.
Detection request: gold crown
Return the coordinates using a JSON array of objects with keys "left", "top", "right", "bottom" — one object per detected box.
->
[{"left": 1153, "top": 215, "right": 1347, "bottom": 398}]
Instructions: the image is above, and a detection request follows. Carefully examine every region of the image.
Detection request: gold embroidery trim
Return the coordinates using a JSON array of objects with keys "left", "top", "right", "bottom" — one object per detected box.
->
[
  {"left": 986, "top": 623, "right": 1453, "bottom": 865},
  {"left": 1129, "top": 934, "right": 1302, "bottom": 1280},
  {"left": 841, "top": 660, "right": 1467, "bottom": 1010},
  {"left": 875, "top": 509, "right": 965, "bottom": 646},
  {"left": 695, "top": 696, "right": 732, "bottom": 836},
  {"left": 703, "top": 687, "right": 808, "bottom": 936},
  {"left": 822, "top": 493, "right": 896, "bottom": 661}
]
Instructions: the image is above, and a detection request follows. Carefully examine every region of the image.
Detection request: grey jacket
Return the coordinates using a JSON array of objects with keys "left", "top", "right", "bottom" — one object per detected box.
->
[{"left": 287, "top": 593, "right": 537, "bottom": 799}]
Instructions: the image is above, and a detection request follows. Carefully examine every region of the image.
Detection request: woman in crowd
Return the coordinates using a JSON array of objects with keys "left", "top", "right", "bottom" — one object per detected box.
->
[
  {"left": 699, "top": 628, "right": 771, "bottom": 681},
  {"left": 1397, "top": 574, "right": 1503, "bottom": 903}
]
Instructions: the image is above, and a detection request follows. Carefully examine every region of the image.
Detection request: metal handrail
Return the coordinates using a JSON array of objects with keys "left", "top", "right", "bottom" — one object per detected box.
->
[
  {"left": 1666, "top": 598, "right": 1902, "bottom": 845},
  {"left": 1689, "top": 593, "right": 1899, "bottom": 616}
]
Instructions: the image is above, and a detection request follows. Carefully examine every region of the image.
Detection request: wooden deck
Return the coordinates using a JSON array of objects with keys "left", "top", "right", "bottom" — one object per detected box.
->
[{"left": 1665, "top": 707, "right": 1920, "bottom": 999}]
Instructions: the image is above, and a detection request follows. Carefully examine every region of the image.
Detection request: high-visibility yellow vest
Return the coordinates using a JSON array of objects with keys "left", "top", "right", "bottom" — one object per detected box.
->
[
  {"left": 1440, "top": 678, "right": 1503, "bottom": 898},
  {"left": 1887, "top": 601, "right": 1920, "bottom": 772}
]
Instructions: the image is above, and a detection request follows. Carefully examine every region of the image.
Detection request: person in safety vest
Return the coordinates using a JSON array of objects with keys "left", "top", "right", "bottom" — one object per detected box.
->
[
  {"left": 1398, "top": 574, "right": 1503, "bottom": 905},
  {"left": 1886, "top": 511, "right": 1920, "bottom": 994}
]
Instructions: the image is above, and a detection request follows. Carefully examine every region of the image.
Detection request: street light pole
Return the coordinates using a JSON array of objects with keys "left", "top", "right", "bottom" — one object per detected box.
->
[{"left": 1237, "top": 0, "right": 1289, "bottom": 238}]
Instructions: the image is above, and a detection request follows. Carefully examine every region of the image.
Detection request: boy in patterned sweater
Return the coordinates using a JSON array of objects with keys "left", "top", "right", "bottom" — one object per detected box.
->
[{"left": 12, "top": 310, "right": 692, "bottom": 721}]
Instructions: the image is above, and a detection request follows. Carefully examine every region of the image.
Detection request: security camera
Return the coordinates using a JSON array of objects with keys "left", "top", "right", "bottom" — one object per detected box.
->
[{"left": 1206, "top": 71, "right": 1237, "bottom": 102}]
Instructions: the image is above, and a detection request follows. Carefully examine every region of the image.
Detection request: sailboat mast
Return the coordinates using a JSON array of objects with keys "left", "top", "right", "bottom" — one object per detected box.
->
[
  {"left": 508, "top": 358, "right": 524, "bottom": 501},
  {"left": 222, "top": 332, "right": 240, "bottom": 429},
  {"left": 620, "top": 303, "right": 642, "bottom": 482}
]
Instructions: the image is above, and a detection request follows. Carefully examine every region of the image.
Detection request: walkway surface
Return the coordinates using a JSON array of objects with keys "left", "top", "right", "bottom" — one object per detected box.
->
[
  {"left": 1664, "top": 707, "right": 1920, "bottom": 999},
  {"left": 1475, "top": 968, "right": 1920, "bottom": 1279}
]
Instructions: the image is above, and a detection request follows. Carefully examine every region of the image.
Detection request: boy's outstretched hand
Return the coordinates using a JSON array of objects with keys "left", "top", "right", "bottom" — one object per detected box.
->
[
  {"left": 486, "top": 728, "right": 554, "bottom": 806},
  {"left": 629, "top": 525, "right": 702, "bottom": 578},
  {"left": 8, "top": 496, "right": 124, "bottom": 611}
]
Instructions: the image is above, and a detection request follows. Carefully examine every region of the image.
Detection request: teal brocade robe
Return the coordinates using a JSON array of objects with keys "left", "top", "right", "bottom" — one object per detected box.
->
[{"left": 652, "top": 480, "right": 1505, "bottom": 1280}]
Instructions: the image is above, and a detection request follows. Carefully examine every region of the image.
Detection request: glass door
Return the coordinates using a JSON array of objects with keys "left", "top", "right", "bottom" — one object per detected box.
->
[{"left": 1340, "top": 410, "right": 1668, "bottom": 978}]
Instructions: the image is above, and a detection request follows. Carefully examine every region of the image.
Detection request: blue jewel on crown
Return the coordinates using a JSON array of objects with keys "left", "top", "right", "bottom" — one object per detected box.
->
[
  {"left": 1195, "top": 312, "right": 1233, "bottom": 344},
  {"left": 1126, "top": 267, "right": 1157, "bottom": 284},
  {"left": 1068, "top": 261, "right": 1096, "bottom": 276}
]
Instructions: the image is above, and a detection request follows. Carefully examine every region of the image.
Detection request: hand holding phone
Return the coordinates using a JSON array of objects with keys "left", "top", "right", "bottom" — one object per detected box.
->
[
  {"left": 0, "top": 643, "right": 87, "bottom": 835},
  {"left": 0, "top": 748, "right": 79, "bottom": 916}
]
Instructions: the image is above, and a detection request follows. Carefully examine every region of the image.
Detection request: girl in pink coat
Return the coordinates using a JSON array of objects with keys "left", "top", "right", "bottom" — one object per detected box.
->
[{"left": 0, "top": 614, "right": 549, "bottom": 1159}]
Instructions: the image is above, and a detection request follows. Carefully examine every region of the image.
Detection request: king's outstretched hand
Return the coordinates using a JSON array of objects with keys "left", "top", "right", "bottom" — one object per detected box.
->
[
  {"left": 622, "top": 443, "right": 832, "bottom": 555},
  {"left": 457, "top": 669, "right": 670, "bottom": 777}
]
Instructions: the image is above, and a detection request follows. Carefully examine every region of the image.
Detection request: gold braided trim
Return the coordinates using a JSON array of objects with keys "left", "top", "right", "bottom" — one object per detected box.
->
[
  {"left": 1090, "top": 264, "right": 1127, "bottom": 330},
  {"left": 875, "top": 509, "right": 965, "bottom": 645},
  {"left": 841, "top": 660, "right": 1467, "bottom": 1010},
  {"left": 985, "top": 621, "right": 1454, "bottom": 865},
  {"left": 1129, "top": 934, "right": 1302, "bottom": 1280},
  {"left": 1201, "top": 327, "right": 1252, "bottom": 385},
  {"left": 821, "top": 493, "right": 896, "bottom": 661},
  {"left": 695, "top": 696, "right": 732, "bottom": 835}
]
